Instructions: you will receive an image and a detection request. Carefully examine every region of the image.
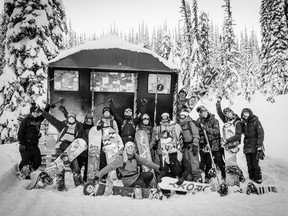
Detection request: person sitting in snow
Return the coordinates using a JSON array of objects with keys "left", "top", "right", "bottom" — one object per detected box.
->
[
  {"left": 241, "top": 108, "right": 265, "bottom": 184},
  {"left": 94, "top": 141, "right": 160, "bottom": 188},
  {"left": 109, "top": 98, "right": 147, "bottom": 145},
  {"left": 17, "top": 103, "right": 46, "bottom": 179},
  {"left": 41, "top": 105, "right": 84, "bottom": 191},
  {"left": 157, "top": 141, "right": 192, "bottom": 189}
]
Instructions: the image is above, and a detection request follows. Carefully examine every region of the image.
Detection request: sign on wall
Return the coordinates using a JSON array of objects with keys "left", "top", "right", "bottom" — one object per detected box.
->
[
  {"left": 54, "top": 70, "right": 79, "bottom": 91},
  {"left": 90, "top": 72, "right": 135, "bottom": 93},
  {"left": 148, "top": 74, "right": 171, "bottom": 94}
]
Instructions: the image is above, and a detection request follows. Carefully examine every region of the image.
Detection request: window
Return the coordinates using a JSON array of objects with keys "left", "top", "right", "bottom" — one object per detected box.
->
[
  {"left": 148, "top": 74, "right": 171, "bottom": 94},
  {"left": 90, "top": 72, "right": 135, "bottom": 93},
  {"left": 54, "top": 70, "right": 79, "bottom": 91}
]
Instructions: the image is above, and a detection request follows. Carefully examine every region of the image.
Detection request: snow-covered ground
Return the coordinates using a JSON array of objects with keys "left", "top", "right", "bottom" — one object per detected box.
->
[{"left": 0, "top": 93, "right": 288, "bottom": 216}]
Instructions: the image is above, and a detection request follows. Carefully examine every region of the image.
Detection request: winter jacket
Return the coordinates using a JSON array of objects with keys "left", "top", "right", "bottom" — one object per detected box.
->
[
  {"left": 179, "top": 116, "right": 199, "bottom": 147},
  {"left": 42, "top": 111, "right": 84, "bottom": 151},
  {"left": 95, "top": 151, "right": 160, "bottom": 187},
  {"left": 158, "top": 151, "right": 191, "bottom": 179},
  {"left": 197, "top": 113, "right": 221, "bottom": 152},
  {"left": 241, "top": 108, "right": 264, "bottom": 154},
  {"left": 18, "top": 114, "right": 45, "bottom": 147},
  {"left": 96, "top": 117, "right": 119, "bottom": 134},
  {"left": 216, "top": 101, "right": 243, "bottom": 144}
]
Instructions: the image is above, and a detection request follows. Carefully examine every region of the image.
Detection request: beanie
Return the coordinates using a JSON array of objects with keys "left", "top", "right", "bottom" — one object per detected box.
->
[{"left": 30, "top": 106, "right": 39, "bottom": 113}]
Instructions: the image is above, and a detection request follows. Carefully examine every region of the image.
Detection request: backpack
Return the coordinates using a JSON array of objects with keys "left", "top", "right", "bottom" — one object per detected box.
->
[{"left": 181, "top": 120, "right": 201, "bottom": 143}]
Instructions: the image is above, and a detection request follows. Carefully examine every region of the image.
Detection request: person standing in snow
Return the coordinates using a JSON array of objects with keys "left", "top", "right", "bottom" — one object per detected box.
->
[
  {"left": 94, "top": 141, "right": 160, "bottom": 188},
  {"left": 241, "top": 108, "right": 265, "bottom": 184},
  {"left": 216, "top": 96, "right": 245, "bottom": 182},
  {"left": 17, "top": 104, "right": 46, "bottom": 178},
  {"left": 178, "top": 109, "right": 202, "bottom": 182},
  {"left": 109, "top": 98, "right": 147, "bottom": 145},
  {"left": 196, "top": 105, "right": 226, "bottom": 181},
  {"left": 41, "top": 106, "right": 84, "bottom": 191}
]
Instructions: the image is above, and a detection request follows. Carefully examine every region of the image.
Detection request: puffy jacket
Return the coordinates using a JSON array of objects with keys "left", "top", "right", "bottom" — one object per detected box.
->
[
  {"left": 95, "top": 151, "right": 159, "bottom": 187},
  {"left": 18, "top": 114, "right": 45, "bottom": 147},
  {"left": 197, "top": 113, "right": 221, "bottom": 152},
  {"left": 241, "top": 108, "right": 264, "bottom": 154}
]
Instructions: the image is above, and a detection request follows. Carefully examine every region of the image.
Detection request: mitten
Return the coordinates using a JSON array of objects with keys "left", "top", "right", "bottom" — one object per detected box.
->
[
  {"left": 256, "top": 148, "right": 265, "bottom": 160},
  {"left": 176, "top": 177, "right": 184, "bottom": 186},
  {"left": 94, "top": 176, "right": 100, "bottom": 182}
]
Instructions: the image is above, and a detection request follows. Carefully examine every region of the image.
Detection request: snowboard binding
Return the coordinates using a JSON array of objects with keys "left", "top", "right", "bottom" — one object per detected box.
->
[
  {"left": 39, "top": 172, "right": 53, "bottom": 185},
  {"left": 246, "top": 182, "right": 259, "bottom": 195},
  {"left": 83, "top": 183, "right": 99, "bottom": 196},
  {"left": 131, "top": 185, "right": 143, "bottom": 199}
]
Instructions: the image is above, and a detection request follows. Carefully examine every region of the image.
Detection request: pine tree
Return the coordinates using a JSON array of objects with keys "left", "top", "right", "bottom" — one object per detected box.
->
[
  {"left": 217, "top": 0, "right": 240, "bottom": 99},
  {"left": 0, "top": 0, "right": 67, "bottom": 143},
  {"left": 260, "top": 0, "right": 288, "bottom": 98},
  {"left": 0, "top": 12, "right": 6, "bottom": 75}
]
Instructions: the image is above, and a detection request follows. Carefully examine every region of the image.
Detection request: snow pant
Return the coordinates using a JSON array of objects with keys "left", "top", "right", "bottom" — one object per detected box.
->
[
  {"left": 77, "top": 156, "right": 88, "bottom": 182},
  {"left": 183, "top": 147, "right": 202, "bottom": 182},
  {"left": 200, "top": 150, "right": 226, "bottom": 179},
  {"left": 19, "top": 146, "right": 41, "bottom": 171},
  {"left": 245, "top": 153, "right": 262, "bottom": 181},
  {"left": 130, "top": 172, "right": 154, "bottom": 188}
]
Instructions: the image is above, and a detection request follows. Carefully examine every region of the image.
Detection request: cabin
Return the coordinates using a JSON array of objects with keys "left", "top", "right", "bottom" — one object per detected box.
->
[{"left": 40, "top": 35, "right": 180, "bottom": 162}]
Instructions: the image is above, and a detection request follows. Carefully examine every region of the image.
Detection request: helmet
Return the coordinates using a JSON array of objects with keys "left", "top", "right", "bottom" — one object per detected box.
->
[
  {"left": 223, "top": 107, "right": 233, "bottom": 115},
  {"left": 161, "top": 112, "right": 170, "bottom": 119},
  {"left": 102, "top": 107, "right": 111, "bottom": 114},
  {"left": 125, "top": 141, "right": 136, "bottom": 155},
  {"left": 179, "top": 88, "right": 188, "bottom": 96},
  {"left": 142, "top": 113, "right": 150, "bottom": 120},
  {"left": 196, "top": 105, "right": 207, "bottom": 113}
]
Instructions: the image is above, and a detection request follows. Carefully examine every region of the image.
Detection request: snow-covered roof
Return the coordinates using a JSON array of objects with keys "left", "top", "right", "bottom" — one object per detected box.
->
[{"left": 49, "top": 35, "right": 180, "bottom": 71}]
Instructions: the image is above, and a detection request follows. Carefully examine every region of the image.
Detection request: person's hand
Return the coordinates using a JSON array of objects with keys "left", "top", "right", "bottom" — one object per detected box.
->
[
  {"left": 156, "top": 176, "right": 162, "bottom": 183},
  {"left": 140, "top": 98, "right": 147, "bottom": 104},
  {"left": 94, "top": 176, "right": 100, "bottom": 182},
  {"left": 176, "top": 177, "right": 184, "bottom": 185},
  {"left": 192, "top": 145, "right": 198, "bottom": 156},
  {"left": 256, "top": 147, "right": 265, "bottom": 160},
  {"left": 217, "top": 96, "right": 222, "bottom": 102},
  {"left": 108, "top": 98, "right": 113, "bottom": 103},
  {"left": 19, "top": 144, "right": 25, "bottom": 153}
]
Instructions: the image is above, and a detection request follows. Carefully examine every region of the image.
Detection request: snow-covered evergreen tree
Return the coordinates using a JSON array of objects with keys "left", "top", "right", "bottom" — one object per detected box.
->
[
  {"left": 158, "top": 32, "right": 172, "bottom": 60},
  {"left": 0, "top": 0, "right": 67, "bottom": 143},
  {"left": 260, "top": 0, "right": 288, "bottom": 98},
  {"left": 0, "top": 12, "right": 6, "bottom": 75},
  {"left": 216, "top": 0, "right": 240, "bottom": 99}
]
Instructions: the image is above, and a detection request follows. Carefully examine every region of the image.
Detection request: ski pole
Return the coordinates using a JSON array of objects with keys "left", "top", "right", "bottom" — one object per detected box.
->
[{"left": 203, "top": 129, "right": 221, "bottom": 185}]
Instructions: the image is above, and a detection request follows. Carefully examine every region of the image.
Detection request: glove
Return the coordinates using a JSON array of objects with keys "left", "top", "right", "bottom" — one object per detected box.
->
[
  {"left": 108, "top": 98, "right": 113, "bottom": 103},
  {"left": 156, "top": 176, "right": 162, "bottom": 183},
  {"left": 256, "top": 148, "right": 265, "bottom": 160},
  {"left": 192, "top": 145, "right": 198, "bottom": 156},
  {"left": 59, "top": 105, "right": 68, "bottom": 117},
  {"left": 176, "top": 177, "right": 185, "bottom": 186},
  {"left": 19, "top": 144, "right": 25, "bottom": 153},
  {"left": 152, "top": 143, "right": 158, "bottom": 150},
  {"left": 217, "top": 96, "right": 222, "bottom": 102},
  {"left": 159, "top": 166, "right": 164, "bottom": 172}
]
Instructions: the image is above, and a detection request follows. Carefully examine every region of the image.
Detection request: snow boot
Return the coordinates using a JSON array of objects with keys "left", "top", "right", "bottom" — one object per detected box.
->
[
  {"left": 73, "top": 172, "right": 84, "bottom": 187},
  {"left": 217, "top": 182, "right": 228, "bottom": 196},
  {"left": 132, "top": 185, "right": 143, "bottom": 199},
  {"left": 246, "top": 182, "right": 259, "bottom": 195},
  {"left": 56, "top": 170, "right": 67, "bottom": 191}
]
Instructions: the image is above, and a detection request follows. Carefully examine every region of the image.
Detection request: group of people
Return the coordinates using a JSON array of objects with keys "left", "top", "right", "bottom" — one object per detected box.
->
[{"left": 17, "top": 87, "right": 265, "bottom": 193}]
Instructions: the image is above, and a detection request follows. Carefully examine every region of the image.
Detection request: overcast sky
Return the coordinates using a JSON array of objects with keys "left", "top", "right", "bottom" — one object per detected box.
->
[{"left": 0, "top": 0, "right": 261, "bottom": 39}]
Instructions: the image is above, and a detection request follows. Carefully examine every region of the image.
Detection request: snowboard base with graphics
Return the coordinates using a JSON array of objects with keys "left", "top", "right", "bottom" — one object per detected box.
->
[
  {"left": 135, "top": 130, "right": 156, "bottom": 187},
  {"left": 87, "top": 126, "right": 102, "bottom": 183},
  {"left": 26, "top": 138, "right": 87, "bottom": 190},
  {"left": 158, "top": 177, "right": 215, "bottom": 193},
  {"left": 83, "top": 182, "right": 163, "bottom": 199},
  {"left": 222, "top": 121, "right": 241, "bottom": 186}
]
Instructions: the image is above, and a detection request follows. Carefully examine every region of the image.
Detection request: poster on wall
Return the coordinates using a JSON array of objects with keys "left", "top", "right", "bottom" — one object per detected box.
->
[
  {"left": 148, "top": 74, "right": 171, "bottom": 94},
  {"left": 54, "top": 70, "right": 79, "bottom": 91},
  {"left": 90, "top": 72, "right": 135, "bottom": 93}
]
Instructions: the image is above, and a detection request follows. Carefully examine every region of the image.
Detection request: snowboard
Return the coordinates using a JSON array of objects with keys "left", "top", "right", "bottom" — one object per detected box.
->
[
  {"left": 222, "top": 121, "right": 241, "bottom": 186},
  {"left": 87, "top": 126, "right": 102, "bottom": 183},
  {"left": 15, "top": 163, "right": 32, "bottom": 180},
  {"left": 102, "top": 128, "right": 123, "bottom": 186},
  {"left": 26, "top": 138, "right": 87, "bottom": 190},
  {"left": 159, "top": 136, "right": 173, "bottom": 167},
  {"left": 158, "top": 177, "right": 215, "bottom": 193},
  {"left": 135, "top": 130, "right": 157, "bottom": 187},
  {"left": 83, "top": 182, "right": 163, "bottom": 199},
  {"left": 245, "top": 182, "right": 278, "bottom": 195}
]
